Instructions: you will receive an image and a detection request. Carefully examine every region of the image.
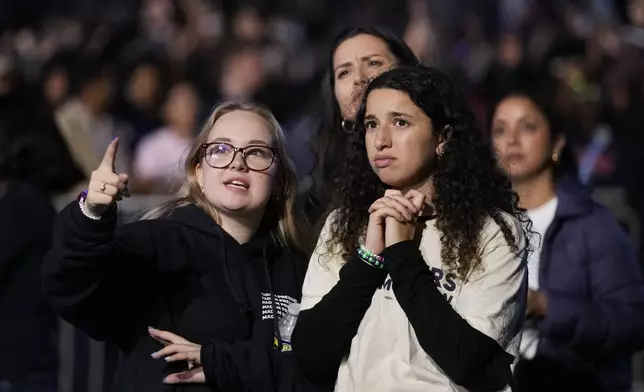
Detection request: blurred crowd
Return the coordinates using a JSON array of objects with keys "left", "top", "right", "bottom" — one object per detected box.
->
[
  {"left": 1, "top": 0, "right": 643, "bottom": 194},
  {"left": 1, "top": 0, "right": 644, "bottom": 390}
]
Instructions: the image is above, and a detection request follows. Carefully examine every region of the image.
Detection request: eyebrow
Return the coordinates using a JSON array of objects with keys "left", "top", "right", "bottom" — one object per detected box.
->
[
  {"left": 333, "top": 54, "right": 386, "bottom": 73},
  {"left": 363, "top": 111, "right": 413, "bottom": 121},
  {"left": 210, "top": 137, "right": 271, "bottom": 147},
  {"left": 389, "top": 111, "right": 412, "bottom": 118},
  {"left": 494, "top": 116, "right": 537, "bottom": 124}
]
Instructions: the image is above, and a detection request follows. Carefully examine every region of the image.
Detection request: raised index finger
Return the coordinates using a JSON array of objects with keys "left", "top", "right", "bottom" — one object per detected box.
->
[{"left": 100, "top": 137, "right": 119, "bottom": 172}]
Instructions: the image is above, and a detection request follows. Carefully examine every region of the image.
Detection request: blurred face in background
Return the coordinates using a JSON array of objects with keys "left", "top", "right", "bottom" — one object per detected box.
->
[
  {"left": 232, "top": 7, "right": 265, "bottom": 42},
  {"left": 127, "top": 63, "right": 160, "bottom": 109},
  {"left": 164, "top": 83, "right": 199, "bottom": 138},
  {"left": 44, "top": 68, "right": 69, "bottom": 107},
  {"left": 333, "top": 34, "right": 396, "bottom": 121},
  {"left": 491, "top": 95, "right": 564, "bottom": 183},
  {"left": 629, "top": 0, "right": 644, "bottom": 27},
  {"left": 220, "top": 49, "right": 265, "bottom": 99},
  {"left": 498, "top": 33, "right": 523, "bottom": 68}
]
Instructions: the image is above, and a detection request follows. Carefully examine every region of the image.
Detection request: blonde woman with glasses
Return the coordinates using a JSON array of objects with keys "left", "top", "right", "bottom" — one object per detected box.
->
[{"left": 42, "top": 102, "right": 314, "bottom": 392}]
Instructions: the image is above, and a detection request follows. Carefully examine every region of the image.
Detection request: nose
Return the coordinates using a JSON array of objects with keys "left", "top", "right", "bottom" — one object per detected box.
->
[
  {"left": 353, "top": 66, "right": 366, "bottom": 85},
  {"left": 374, "top": 126, "right": 392, "bottom": 151},
  {"left": 228, "top": 149, "right": 249, "bottom": 171},
  {"left": 506, "top": 128, "right": 520, "bottom": 146}
]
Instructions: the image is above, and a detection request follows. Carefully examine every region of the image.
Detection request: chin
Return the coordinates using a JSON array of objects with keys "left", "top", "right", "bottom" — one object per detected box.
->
[
  {"left": 218, "top": 201, "right": 255, "bottom": 214},
  {"left": 507, "top": 173, "right": 534, "bottom": 183},
  {"left": 376, "top": 173, "right": 410, "bottom": 190},
  {"left": 504, "top": 167, "right": 533, "bottom": 182}
]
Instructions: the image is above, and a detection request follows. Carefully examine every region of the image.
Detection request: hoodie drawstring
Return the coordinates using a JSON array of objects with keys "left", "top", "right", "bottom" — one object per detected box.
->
[{"left": 218, "top": 231, "right": 251, "bottom": 316}]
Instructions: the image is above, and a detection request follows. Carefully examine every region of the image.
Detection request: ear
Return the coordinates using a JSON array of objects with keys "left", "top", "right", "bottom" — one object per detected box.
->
[
  {"left": 195, "top": 163, "right": 204, "bottom": 190},
  {"left": 553, "top": 133, "right": 566, "bottom": 157},
  {"left": 435, "top": 132, "right": 447, "bottom": 157}
]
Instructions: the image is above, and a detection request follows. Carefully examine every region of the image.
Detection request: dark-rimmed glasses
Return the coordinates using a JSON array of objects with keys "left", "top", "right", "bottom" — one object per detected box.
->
[{"left": 202, "top": 142, "right": 277, "bottom": 171}]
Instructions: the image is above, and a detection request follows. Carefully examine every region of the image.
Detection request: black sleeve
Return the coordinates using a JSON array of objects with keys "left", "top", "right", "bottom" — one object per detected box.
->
[
  {"left": 291, "top": 255, "right": 388, "bottom": 388},
  {"left": 383, "top": 241, "right": 514, "bottom": 389},
  {"left": 41, "top": 200, "right": 157, "bottom": 344},
  {"left": 201, "top": 340, "right": 321, "bottom": 392}
]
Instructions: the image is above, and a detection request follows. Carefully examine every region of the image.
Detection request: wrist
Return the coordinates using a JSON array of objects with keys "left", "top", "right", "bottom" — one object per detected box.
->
[
  {"left": 363, "top": 242, "right": 384, "bottom": 255},
  {"left": 358, "top": 245, "right": 385, "bottom": 269},
  {"left": 79, "top": 190, "right": 108, "bottom": 220}
]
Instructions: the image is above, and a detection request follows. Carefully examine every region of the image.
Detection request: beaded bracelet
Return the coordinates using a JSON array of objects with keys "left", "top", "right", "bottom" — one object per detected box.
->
[
  {"left": 78, "top": 189, "right": 102, "bottom": 220},
  {"left": 358, "top": 245, "right": 385, "bottom": 269}
]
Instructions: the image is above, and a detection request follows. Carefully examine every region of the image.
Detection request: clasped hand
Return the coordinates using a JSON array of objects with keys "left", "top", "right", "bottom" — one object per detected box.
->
[{"left": 364, "top": 189, "right": 426, "bottom": 255}]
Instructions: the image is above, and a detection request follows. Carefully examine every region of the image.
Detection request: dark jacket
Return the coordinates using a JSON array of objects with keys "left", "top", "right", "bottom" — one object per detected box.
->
[
  {"left": 0, "top": 183, "right": 58, "bottom": 381},
  {"left": 42, "top": 200, "right": 313, "bottom": 392},
  {"left": 535, "top": 178, "right": 644, "bottom": 391}
]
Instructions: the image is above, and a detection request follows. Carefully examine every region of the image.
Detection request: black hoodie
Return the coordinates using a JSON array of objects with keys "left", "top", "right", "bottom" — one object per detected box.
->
[{"left": 42, "top": 200, "right": 315, "bottom": 392}]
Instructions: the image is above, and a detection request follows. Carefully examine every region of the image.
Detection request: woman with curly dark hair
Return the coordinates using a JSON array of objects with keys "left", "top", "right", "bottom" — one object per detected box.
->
[{"left": 291, "top": 65, "right": 529, "bottom": 392}]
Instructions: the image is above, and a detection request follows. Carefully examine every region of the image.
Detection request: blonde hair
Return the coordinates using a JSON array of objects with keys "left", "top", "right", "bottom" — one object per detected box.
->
[{"left": 142, "top": 101, "right": 310, "bottom": 253}]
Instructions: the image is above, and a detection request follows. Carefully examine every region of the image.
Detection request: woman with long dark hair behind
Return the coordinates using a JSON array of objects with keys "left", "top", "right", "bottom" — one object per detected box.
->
[
  {"left": 490, "top": 88, "right": 644, "bottom": 392},
  {"left": 302, "top": 26, "right": 419, "bottom": 224},
  {"left": 292, "top": 65, "right": 529, "bottom": 391}
]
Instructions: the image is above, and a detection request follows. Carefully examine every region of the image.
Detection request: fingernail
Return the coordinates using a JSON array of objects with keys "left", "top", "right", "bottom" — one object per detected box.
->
[
  {"left": 112, "top": 136, "right": 118, "bottom": 141},
  {"left": 164, "top": 356, "right": 171, "bottom": 362},
  {"left": 151, "top": 352, "right": 158, "bottom": 358}
]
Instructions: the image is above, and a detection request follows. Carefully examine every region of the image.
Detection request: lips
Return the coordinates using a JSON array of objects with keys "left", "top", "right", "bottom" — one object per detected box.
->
[
  {"left": 223, "top": 178, "right": 249, "bottom": 190},
  {"left": 503, "top": 153, "right": 524, "bottom": 163},
  {"left": 373, "top": 155, "right": 395, "bottom": 168}
]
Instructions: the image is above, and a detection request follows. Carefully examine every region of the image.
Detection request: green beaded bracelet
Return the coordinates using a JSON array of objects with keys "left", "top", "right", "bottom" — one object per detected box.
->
[{"left": 358, "top": 245, "right": 385, "bottom": 269}]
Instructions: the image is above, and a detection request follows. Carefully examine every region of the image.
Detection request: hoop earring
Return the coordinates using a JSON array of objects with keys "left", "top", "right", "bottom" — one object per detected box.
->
[
  {"left": 341, "top": 119, "right": 356, "bottom": 133},
  {"left": 552, "top": 153, "right": 559, "bottom": 162}
]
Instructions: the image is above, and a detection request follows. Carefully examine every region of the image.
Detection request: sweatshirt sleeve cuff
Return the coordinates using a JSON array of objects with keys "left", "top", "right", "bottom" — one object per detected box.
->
[
  {"left": 341, "top": 252, "right": 389, "bottom": 282},
  {"left": 200, "top": 343, "right": 217, "bottom": 387},
  {"left": 68, "top": 198, "right": 117, "bottom": 234},
  {"left": 381, "top": 240, "right": 424, "bottom": 273}
]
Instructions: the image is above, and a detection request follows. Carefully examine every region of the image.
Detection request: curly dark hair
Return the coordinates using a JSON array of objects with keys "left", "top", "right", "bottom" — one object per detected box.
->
[{"left": 326, "top": 65, "right": 529, "bottom": 281}]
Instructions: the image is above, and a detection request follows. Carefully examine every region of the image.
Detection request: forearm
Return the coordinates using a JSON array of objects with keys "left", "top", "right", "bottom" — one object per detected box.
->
[
  {"left": 384, "top": 241, "right": 513, "bottom": 387},
  {"left": 42, "top": 200, "right": 154, "bottom": 341},
  {"left": 201, "top": 340, "right": 319, "bottom": 392},
  {"left": 292, "top": 254, "right": 387, "bottom": 387}
]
